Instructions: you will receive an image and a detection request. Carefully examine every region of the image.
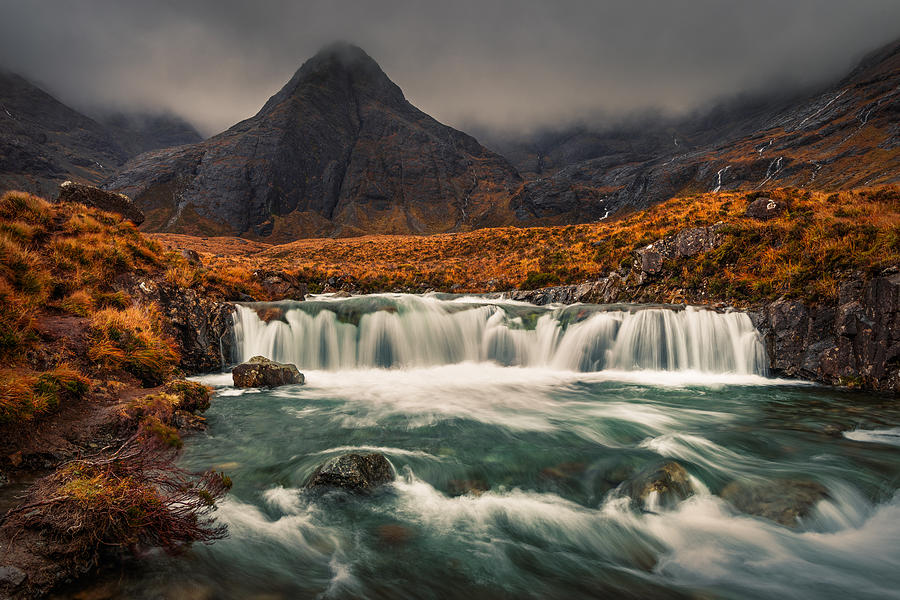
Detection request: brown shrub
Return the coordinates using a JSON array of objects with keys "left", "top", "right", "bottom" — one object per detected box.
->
[{"left": 88, "top": 306, "right": 180, "bottom": 386}]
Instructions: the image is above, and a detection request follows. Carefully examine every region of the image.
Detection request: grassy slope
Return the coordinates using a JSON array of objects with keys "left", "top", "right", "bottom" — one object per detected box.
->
[{"left": 155, "top": 185, "right": 900, "bottom": 306}]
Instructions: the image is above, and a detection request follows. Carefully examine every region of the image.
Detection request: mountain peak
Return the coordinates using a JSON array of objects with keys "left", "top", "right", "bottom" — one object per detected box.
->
[
  {"left": 257, "top": 42, "right": 403, "bottom": 117},
  {"left": 311, "top": 41, "right": 374, "bottom": 67}
]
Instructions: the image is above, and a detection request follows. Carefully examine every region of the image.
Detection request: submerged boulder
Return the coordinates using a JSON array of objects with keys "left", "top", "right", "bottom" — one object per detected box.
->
[
  {"left": 56, "top": 181, "right": 145, "bottom": 225},
  {"left": 306, "top": 453, "right": 394, "bottom": 493},
  {"left": 721, "top": 478, "right": 828, "bottom": 528},
  {"left": 232, "top": 356, "right": 305, "bottom": 388},
  {"left": 621, "top": 461, "right": 694, "bottom": 510}
]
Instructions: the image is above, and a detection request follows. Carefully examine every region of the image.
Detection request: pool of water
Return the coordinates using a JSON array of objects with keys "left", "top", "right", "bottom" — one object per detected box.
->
[{"left": 58, "top": 363, "right": 900, "bottom": 600}]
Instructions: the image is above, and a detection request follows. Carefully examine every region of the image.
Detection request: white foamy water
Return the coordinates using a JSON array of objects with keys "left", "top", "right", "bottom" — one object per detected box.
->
[
  {"left": 843, "top": 427, "right": 900, "bottom": 447},
  {"left": 141, "top": 294, "right": 897, "bottom": 600},
  {"left": 231, "top": 295, "right": 768, "bottom": 375}
]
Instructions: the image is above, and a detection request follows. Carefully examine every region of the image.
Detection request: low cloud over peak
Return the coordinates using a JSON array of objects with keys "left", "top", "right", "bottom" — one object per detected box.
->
[{"left": 1, "top": 0, "right": 899, "bottom": 136}]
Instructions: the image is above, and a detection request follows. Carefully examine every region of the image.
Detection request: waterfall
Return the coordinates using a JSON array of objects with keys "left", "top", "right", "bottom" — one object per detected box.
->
[{"left": 231, "top": 295, "right": 768, "bottom": 375}]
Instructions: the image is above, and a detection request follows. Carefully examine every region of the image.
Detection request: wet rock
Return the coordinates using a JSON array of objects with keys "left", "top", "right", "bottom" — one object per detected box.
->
[
  {"left": 127, "top": 279, "right": 234, "bottom": 374},
  {"left": 447, "top": 478, "right": 490, "bottom": 496},
  {"left": 0, "top": 565, "right": 26, "bottom": 588},
  {"left": 306, "top": 453, "right": 394, "bottom": 493},
  {"left": 376, "top": 523, "right": 414, "bottom": 547},
  {"left": 621, "top": 461, "right": 694, "bottom": 509},
  {"left": 256, "top": 306, "right": 287, "bottom": 323},
  {"left": 232, "top": 356, "right": 305, "bottom": 388},
  {"left": 56, "top": 181, "right": 145, "bottom": 225},
  {"left": 745, "top": 197, "right": 786, "bottom": 220},
  {"left": 753, "top": 273, "right": 900, "bottom": 392},
  {"left": 0, "top": 470, "right": 7, "bottom": 487},
  {"left": 721, "top": 479, "right": 829, "bottom": 528},
  {"left": 254, "top": 270, "right": 306, "bottom": 301},
  {"left": 332, "top": 290, "right": 352, "bottom": 298}
]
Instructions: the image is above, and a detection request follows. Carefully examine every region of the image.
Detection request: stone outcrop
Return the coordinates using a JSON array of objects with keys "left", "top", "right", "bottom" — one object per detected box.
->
[
  {"left": 634, "top": 224, "right": 725, "bottom": 279},
  {"left": 254, "top": 270, "right": 306, "bottom": 301},
  {"left": 620, "top": 461, "right": 694, "bottom": 510},
  {"left": 751, "top": 271, "right": 900, "bottom": 392},
  {"left": 232, "top": 356, "right": 304, "bottom": 388},
  {"left": 305, "top": 452, "right": 394, "bottom": 493},
  {"left": 745, "top": 197, "right": 787, "bottom": 220},
  {"left": 721, "top": 479, "right": 829, "bottom": 527},
  {"left": 56, "top": 181, "right": 145, "bottom": 225},
  {"left": 124, "top": 277, "right": 234, "bottom": 374}
]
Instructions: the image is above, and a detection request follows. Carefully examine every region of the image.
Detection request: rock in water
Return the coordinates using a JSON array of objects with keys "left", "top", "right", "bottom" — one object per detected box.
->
[
  {"left": 232, "top": 355, "right": 305, "bottom": 388},
  {"left": 56, "top": 181, "right": 145, "bottom": 225},
  {"left": 721, "top": 479, "right": 829, "bottom": 527},
  {"left": 306, "top": 453, "right": 394, "bottom": 493},
  {"left": 621, "top": 461, "right": 694, "bottom": 510}
]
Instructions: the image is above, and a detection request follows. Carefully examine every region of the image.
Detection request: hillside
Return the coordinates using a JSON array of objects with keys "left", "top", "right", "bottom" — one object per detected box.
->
[
  {"left": 103, "top": 43, "right": 523, "bottom": 241},
  {"left": 0, "top": 72, "right": 205, "bottom": 198},
  {"left": 510, "top": 38, "right": 900, "bottom": 224},
  {"left": 152, "top": 185, "right": 900, "bottom": 306}
]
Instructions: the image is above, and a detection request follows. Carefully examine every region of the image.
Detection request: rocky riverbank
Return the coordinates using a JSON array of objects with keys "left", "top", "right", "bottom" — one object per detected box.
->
[{"left": 504, "top": 270, "right": 900, "bottom": 393}]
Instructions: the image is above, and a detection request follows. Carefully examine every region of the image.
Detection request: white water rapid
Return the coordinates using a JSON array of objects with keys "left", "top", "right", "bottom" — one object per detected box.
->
[{"left": 231, "top": 294, "right": 768, "bottom": 375}]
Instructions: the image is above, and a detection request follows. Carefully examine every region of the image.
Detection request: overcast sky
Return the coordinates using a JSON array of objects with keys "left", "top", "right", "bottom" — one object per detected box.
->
[{"left": 1, "top": 0, "right": 899, "bottom": 136}]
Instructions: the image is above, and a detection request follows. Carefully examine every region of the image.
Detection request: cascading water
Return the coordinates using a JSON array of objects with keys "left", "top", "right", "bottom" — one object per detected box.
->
[
  {"left": 231, "top": 294, "right": 768, "bottom": 374},
  {"left": 69, "top": 293, "right": 900, "bottom": 600}
]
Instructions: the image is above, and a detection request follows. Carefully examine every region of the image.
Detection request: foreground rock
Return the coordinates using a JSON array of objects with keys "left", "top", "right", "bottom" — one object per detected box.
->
[
  {"left": 621, "top": 461, "right": 694, "bottom": 510},
  {"left": 232, "top": 356, "right": 305, "bottom": 388},
  {"left": 721, "top": 479, "right": 829, "bottom": 528},
  {"left": 306, "top": 453, "right": 394, "bottom": 493},
  {"left": 127, "top": 277, "right": 234, "bottom": 374},
  {"left": 56, "top": 181, "right": 145, "bottom": 225}
]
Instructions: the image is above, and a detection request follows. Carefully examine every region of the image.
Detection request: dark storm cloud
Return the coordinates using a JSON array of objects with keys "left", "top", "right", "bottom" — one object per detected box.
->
[{"left": 1, "top": 0, "right": 899, "bottom": 136}]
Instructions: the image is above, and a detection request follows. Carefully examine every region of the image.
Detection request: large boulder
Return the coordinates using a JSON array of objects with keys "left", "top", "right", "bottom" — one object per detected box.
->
[
  {"left": 306, "top": 453, "right": 394, "bottom": 493},
  {"left": 745, "top": 197, "right": 786, "bottom": 220},
  {"left": 232, "top": 356, "right": 305, "bottom": 388},
  {"left": 254, "top": 270, "right": 306, "bottom": 301},
  {"left": 620, "top": 461, "right": 694, "bottom": 510},
  {"left": 56, "top": 181, "right": 145, "bottom": 225},
  {"left": 721, "top": 479, "right": 828, "bottom": 528},
  {"left": 673, "top": 223, "right": 725, "bottom": 258}
]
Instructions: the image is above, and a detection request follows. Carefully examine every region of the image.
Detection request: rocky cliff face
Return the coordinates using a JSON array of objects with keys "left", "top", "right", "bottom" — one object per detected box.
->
[
  {"left": 506, "top": 266, "right": 900, "bottom": 394},
  {"left": 0, "top": 72, "right": 206, "bottom": 197},
  {"left": 507, "top": 37, "right": 900, "bottom": 223},
  {"left": 104, "top": 43, "right": 523, "bottom": 241},
  {"left": 751, "top": 273, "right": 900, "bottom": 392},
  {"left": 0, "top": 71, "right": 127, "bottom": 197}
]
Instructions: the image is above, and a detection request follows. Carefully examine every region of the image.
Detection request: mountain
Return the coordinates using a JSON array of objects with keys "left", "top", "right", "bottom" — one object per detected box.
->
[
  {"left": 509, "top": 38, "right": 900, "bottom": 223},
  {"left": 0, "top": 71, "right": 206, "bottom": 197},
  {"left": 104, "top": 43, "right": 523, "bottom": 240},
  {"left": 93, "top": 111, "right": 203, "bottom": 159},
  {"left": 0, "top": 70, "right": 128, "bottom": 197}
]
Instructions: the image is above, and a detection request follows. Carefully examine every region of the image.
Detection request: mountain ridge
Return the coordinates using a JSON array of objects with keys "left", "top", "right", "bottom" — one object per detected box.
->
[
  {"left": 0, "top": 70, "right": 205, "bottom": 197},
  {"left": 104, "top": 43, "right": 523, "bottom": 241}
]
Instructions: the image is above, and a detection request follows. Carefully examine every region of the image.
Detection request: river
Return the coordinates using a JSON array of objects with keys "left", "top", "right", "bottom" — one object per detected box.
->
[{"left": 57, "top": 294, "right": 900, "bottom": 600}]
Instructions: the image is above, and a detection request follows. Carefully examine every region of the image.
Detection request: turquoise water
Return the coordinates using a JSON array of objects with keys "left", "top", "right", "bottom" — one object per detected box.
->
[{"left": 57, "top": 296, "right": 900, "bottom": 599}]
